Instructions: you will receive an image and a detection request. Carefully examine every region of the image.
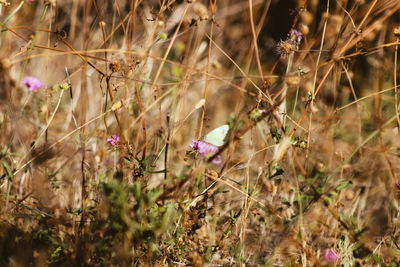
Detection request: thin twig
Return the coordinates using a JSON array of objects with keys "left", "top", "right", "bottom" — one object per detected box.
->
[
  {"left": 164, "top": 112, "right": 170, "bottom": 183},
  {"left": 198, "top": 0, "right": 216, "bottom": 139},
  {"left": 394, "top": 36, "right": 399, "bottom": 135},
  {"left": 66, "top": 67, "right": 87, "bottom": 239}
]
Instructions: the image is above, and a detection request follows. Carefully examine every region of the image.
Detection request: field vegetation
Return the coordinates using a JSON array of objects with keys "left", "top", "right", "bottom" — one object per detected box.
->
[{"left": 1, "top": 0, "right": 400, "bottom": 266}]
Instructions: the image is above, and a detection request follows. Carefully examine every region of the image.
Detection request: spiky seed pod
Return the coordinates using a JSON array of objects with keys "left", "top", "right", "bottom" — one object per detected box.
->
[
  {"left": 109, "top": 61, "right": 121, "bottom": 73},
  {"left": 276, "top": 41, "right": 296, "bottom": 57}
]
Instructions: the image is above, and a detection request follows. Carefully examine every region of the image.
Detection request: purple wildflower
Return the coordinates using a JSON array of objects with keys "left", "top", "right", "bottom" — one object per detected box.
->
[
  {"left": 190, "top": 140, "right": 218, "bottom": 156},
  {"left": 107, "top": 135, "right": 120, "bottom": 147},
  {"left": 323, "top": 249, "right": 339, "bottom": 262},
  {"left": 288, "top": 29, "right": 303, "bottom": 46},
  {"left": 276, "top": 30, "right": 302, "bottom": 56},
  {"left": 396, "top": 181, "right": 400, "bottom": 189},
  {"left": 211, "top": 155, "right": 223, "bottom": 167},
  {"left": 190, "top": 139, "right": 223, "bottom": 167},
  {"left": 22, "top": 76, "right": 45, "bottom": 91}
]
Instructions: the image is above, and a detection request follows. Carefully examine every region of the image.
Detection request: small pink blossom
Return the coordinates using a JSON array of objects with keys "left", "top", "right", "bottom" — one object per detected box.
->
[
  {"left": 288, "top": 29, "right": 303, "bottom": 45},
  {"left": 190, "top": 140, "right": 223, "bottom": 167},
  {"left": 323, "top": 249, "right": 339, "bottom": 262},
  {"left": 107, "top": 135, "right": 120, "bottom": 147},
  {"left": 190, "top": 140, "right": 218, "bottom": 156},
  {"left": 22, "top": 76, "right": 45, "bottom": 91},
  {"left": 211, "top": 155, "right": 223, "bottom": 167}
]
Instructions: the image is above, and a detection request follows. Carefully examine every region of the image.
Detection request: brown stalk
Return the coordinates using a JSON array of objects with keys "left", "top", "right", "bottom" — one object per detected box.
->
[{"left": 198, "top": 0, "right": 217, "bottom": 139}]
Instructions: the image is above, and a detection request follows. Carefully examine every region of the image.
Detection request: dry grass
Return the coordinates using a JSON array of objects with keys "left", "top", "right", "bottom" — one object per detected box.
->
[{"left": 1, "top": 0, "right": 400, "bottom": 266}]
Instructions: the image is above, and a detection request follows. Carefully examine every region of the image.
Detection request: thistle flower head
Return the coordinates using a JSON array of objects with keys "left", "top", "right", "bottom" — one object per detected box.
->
[
  {"left": 323, "top": 249, "right": 339, "bottom": 262},
  {"left": 190, "top": 139, "right": 223, "bottom": 167},
  {"left": 107, "top": 135, "right": 120, "bottom": 147},
  {"left": 22, "top": 76, "right": 45, "bottom": 91},
  {"left": 276, "top": 29, "right": 303, "bottom": 57},
  {"left": 190, "top": 140, "right": 218, "bottom": 156}
]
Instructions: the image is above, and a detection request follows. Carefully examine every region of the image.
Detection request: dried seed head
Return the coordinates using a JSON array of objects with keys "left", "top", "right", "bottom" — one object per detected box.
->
[
  {"left": 136, "top": 48, "right": 146, "bottom": 60},
  {"left": 192, "top": 3, "right": 208, "bottom": 21},
  {"left": 277, "top": 30, "right": 302, "bottom": 57},
  {"left": 111, "top": 100, "right": 124, "bottom": 111},
  {"left": 206, "top": 169, "right": 218, "bottom": 181},
  {"left": 375, "top": 21, "right": 383, "bottom": 31},
  {"left": 365, "top": 30, "right": 376, "bottom": 42},
  {"left": 1, "top": 58, "right": 11, "bottom": 69},
  {"left": 109, "top": 61, "right": 121, "bottom": 72},
  {"left": 330, "top": 14, "right": 343, "bottom": 25},
  {"left": 158, "top": 20, "right": 165, "bottom": 28},
  {"left": 285, "top": 73, "right": 301, "bottom": 86},
  {"left": 299, "top": 23, "right": 309, "bottom": 36},
  {"left": 394, "top": 26, "right": 400, "bottom": 38},
  {"left": 345, "top": 190, "right": 355, "bottom": 201},
  {"left": 276, "top": 40, "right": 296, "bottom": 56}
]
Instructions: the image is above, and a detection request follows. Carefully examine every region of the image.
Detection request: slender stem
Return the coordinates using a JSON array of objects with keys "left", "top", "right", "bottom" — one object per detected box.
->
[
  {"left": 248, "top": 0, "right": 265, "bottom": 84},
  {"left": 2, "top": 0, "right": 24, "bottom": 25},
  {"left": 305, "top": 0, "right": 329, "bottom": 164},
  {"left": 279, "top": 52, "right": 294, "bottom": 128},
  {"left": 164, "top": 112, "right": 170, "bottom": 186},
  {"left": 198, "top": 0, "right": 217, "bottom": 139},
  {"left": 394, "top": 37, "right": 399, "bottom": 135},
  {"left": 134, "top": 73, "right": 147, "bottom": 160}
]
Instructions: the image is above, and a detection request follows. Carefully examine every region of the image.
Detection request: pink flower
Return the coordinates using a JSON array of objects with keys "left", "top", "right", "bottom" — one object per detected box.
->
[
  {"left": 211, "top": 155, "right": 223, "bottom": 167},
  {"left": 190, "top": 140, "right": 223, "bottom": 167},
  {"left": 190, "top": 140, "right": 218, "bottom": 156},
  {"left": 107, "top": 135, "right": 120, "bottom": 147},
  {"left": 323, "top": 249, "right": 339, "bottom": 262},
  {"left": 22, "top": 76, "right": 45, "bottom": 91},
  {"left": 288, "top": 29, "right": 303, "bottom": 45}
]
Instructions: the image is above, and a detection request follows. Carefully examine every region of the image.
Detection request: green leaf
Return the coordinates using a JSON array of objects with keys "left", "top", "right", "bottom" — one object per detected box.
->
[
  {"left": 1, "top": 161, "right": 13, "bottom": 180},
  {"left": 336, "top": 180, "right": 353, "bottom": 191}
]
